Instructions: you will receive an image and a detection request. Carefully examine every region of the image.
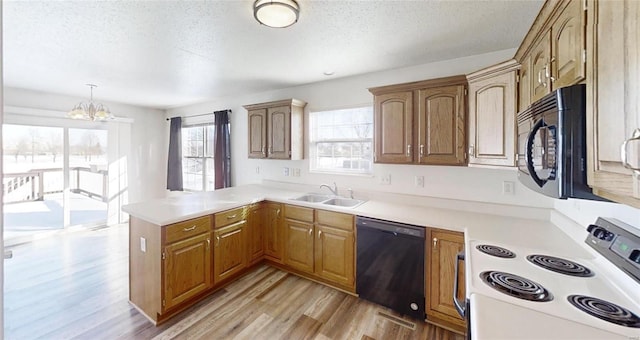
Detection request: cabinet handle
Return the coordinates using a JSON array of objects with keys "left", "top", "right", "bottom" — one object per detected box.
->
[
  {"left": 621, "top": 128, "right": 640, "bottom": 171},
  {"left": 262, "top": 146, "right": 266, "bottom": 156},
  {"left": 216, "top": 235, "right": 220, "bottom": 247},
  {"left": 407, "top": 144, "right": 412, "bottom": 156},
  {"left": 268, "top": 146, "right": 272, "bottom": 155},
  {"left": 468, "top": 145, "right": 475, "bottom": 158},
  {"left": 226, "top": 214, "right": 237, "bottom": 219},
  {"left": 308, "top": 228, "right": 313, "bottom": 236},
  {"left": 183, "top": 225, "right": 196, "bottom": 232},
  {"left": 433, "top": 237, "right": 438, "bottom": 249},
  {"left": 419, "top": 144, "right": 424, "bottom": 156},
  {"left": 207, "top": 238, "right": 210, "bottom": 250},
  {"left": 549, "top": 58, "right": 556, "bottom": 82},
  {"left": 276, "top": 209, "right": 281, "bottom": 217},
  {"left": 537, "top": 69, "right": 542, "bottom": 85},
  {"left": 318, "top": 230, "right": 322, "bottom": 239}
]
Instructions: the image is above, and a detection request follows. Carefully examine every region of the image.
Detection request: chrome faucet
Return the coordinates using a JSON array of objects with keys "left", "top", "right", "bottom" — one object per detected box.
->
[{"left": 320, "top": 182, "right": 338, "bottom": 196}]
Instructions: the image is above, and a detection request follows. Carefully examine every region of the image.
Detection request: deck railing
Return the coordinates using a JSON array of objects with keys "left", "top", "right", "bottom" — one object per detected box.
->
[{"left": 3, "top": 167, "right": 108, "bottom": 204}]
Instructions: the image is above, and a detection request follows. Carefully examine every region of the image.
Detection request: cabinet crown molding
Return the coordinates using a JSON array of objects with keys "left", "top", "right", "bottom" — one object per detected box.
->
[
  {"left": 466, "top": 59, "right": 520, "bottom": 82},
  {"left": 368, "top": 75, "right": 467, "bottom": 95},
  {"left": 243, "top": 98, "right": 307, "bottom": 111}
]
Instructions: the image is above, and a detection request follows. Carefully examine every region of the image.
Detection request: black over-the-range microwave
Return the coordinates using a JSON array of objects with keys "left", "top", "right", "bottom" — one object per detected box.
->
[{"left": 516, "top": 84, "right": 606, "bottom": 201}]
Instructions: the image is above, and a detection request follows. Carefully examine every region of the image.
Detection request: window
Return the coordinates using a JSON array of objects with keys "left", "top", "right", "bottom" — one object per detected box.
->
[
  {"left": 182, "top": 124, "right": 215, "bottom": 191},
  {"left": 310, "top": 107, "right": 373, "bottom": 174}
]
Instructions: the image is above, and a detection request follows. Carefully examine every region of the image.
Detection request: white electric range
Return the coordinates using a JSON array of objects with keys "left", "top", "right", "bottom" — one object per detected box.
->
[{"left": 463, "top": 217, "right": 640, "bottom": 339}]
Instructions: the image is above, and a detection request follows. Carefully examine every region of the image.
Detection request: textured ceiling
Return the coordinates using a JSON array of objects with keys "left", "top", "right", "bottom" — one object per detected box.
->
[{"left": 3, "top": 0, "right": 544, "bottom": 109}]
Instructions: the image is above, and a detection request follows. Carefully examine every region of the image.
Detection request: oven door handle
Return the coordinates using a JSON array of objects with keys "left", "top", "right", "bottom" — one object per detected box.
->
[{"left": 453, "top": 250, "right": 466, "bottom": 318}]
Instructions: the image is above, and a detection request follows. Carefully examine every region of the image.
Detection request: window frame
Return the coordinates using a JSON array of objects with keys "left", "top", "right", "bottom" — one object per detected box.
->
[
  {"left": 181, "top": 123, "right": 215, "bottom": 192},
  {"left": 309, "top": 106, "right": 374, "bottom": 176}
]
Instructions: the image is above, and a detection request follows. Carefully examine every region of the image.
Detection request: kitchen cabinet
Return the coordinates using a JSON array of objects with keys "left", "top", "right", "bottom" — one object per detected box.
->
[
  {"left": 369, "top": 75, "right": 468, "bottom": 166},
  {"left": 373, "top": 91, "right": 414, "bottom": 163},
  {"left": 314, "top": 209, "right": 355, "bottom": 288},
  {"left": 586, "top": 0, "right": 640, "bottom": 208},
  {"left": 426, "top": 228, "right": 465, "bottom": 332},
  {"left": 264, "top": 202, "right": 284, "bottom": 263},
  {"left": 518, "top": 54, "right": 532, "bottom": 112},
  {"left": 244, "top": 99, "right": 306, "bottom": 160},
  {"left": 283, "top": 204, "right": 356, "bottom": 291},
  {"left": 213, "top": 207, "right": 247, "bottom": 284},
  {"left": 516, "top": 0, "right": 586, "bottom": 105},
  {"left": 284, "top": 205, "right": 315, "bottom": 273},
  {"left": 247, "top": 203, "right": 264, "bottom": 265},
  {"left": 467, "top": 60, "right": 519, "bottom": 167},
  {"left": 128, "top": 214, "right": 213, "bottom": 324}
]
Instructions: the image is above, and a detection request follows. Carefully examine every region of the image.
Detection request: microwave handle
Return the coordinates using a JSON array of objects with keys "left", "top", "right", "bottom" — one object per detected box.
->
[
  {"left": 526, "top": 119, "right": 547, "bottom": 188},
  {"left": 453, "top": 251, "right": 466, "bottom": 318}
]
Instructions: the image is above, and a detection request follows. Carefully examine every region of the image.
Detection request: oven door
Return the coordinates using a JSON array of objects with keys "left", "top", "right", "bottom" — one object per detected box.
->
[{"left": 517, "top": 111, "right": 562, "bottom": 198}]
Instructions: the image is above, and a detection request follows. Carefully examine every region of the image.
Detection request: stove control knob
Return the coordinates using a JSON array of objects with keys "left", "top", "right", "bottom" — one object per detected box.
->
[
  {"left": 630, "top": 250, "right": 640, "bottom": 265},
  {"left": 593, "top": 228, "right": 614, "bottom": 241},
  {"left": 587, "top": 224, "right": 598, "bottom": 232}
]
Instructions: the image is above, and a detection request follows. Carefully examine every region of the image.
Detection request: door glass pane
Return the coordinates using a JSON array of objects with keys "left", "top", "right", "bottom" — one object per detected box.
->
[
  {"left": 68, "top": 128, "right": 108, "bottom": 226},
  {"left": 3, "top": 124, "right": 64, "bottom": 242}
]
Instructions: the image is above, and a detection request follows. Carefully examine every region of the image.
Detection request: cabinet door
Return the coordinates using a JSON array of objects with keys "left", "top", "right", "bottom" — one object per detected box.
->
[
  {"left": 518, "top": 56, "right": 532, "bottom": 112},
  {"left": 468, "top": 71, "right": 517, "bottom": 167},
  {"left": 213, "top": 221, "right": 247, "bottom": 284},
  {"left": 551, "top": 0, "right": 585, "bottom": 89},
  {"left": 267, "top": 105, "right": 291, "bottom": 159},
  {"left": 247, "top": 204, "right": 264, "bottom": 264},
  {"left": 374, "top": 91, "right": 413, "bottom": 163},
  {"left": 315, "top": 225, "right": 354, "bottom": 288},
  {"left": 284, "top": 219, "right": 315, "bottom": 274},
  {"left": 417, "top": 85, "right": 466, "bottom": 165},
  {"left": 427, "top": 229, "right": 465, "bottom": 327},
  {"left": 587, "top": 0, "right": 640, "bottom": 207},
  {"left": 531, "top": 31, "right": 552, "bottom": 102},
  {"left": 163, "top": 233, "right": 212, "bottom": 310},
  {"left": 248, "top": 109, "right": 267, "bottom": 158},
  {"left": 264, "top": 202, "right": 284, "bottom": 262}
]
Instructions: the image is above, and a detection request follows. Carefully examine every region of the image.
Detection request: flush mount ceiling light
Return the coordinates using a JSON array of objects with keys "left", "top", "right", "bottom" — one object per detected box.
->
[
  {"left": 68, "top": 84, "right": 113, "bottom": 121},
  {"left": 254, "top": 0, "right": 299, "bottom": 28}
]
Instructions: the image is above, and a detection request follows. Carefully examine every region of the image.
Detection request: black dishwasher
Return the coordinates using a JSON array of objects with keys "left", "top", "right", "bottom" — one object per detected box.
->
[{"left": 356, "top": 216, "right": 425, "bottom": 320}]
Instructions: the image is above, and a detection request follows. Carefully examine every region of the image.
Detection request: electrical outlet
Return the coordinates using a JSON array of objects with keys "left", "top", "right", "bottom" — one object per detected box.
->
[
  {"left": 293, "top": 168, "right": 301, "bottom": 177},
  {"left": 502, "top": 181, "right": 515, "bottom": 195},
  {"left": 380, "top": 174, "right": 391, "bottom": 185},
  {"left": 283, "top": 167, "right": 290, "bottom": 176},
  {"left": 140, "top": 237, "right": 146, "bottom": 252},
  {"left": 415, "top": 176, "right": 424, "bottom": 187}
]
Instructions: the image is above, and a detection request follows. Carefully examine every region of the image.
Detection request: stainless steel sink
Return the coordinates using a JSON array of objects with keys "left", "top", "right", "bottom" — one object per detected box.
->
[
  {"left": 291, "top": 194, "right": 332, "bottom": 203},
  {"left": 321, "top": 198, "right": 365, "bottom": 208}
]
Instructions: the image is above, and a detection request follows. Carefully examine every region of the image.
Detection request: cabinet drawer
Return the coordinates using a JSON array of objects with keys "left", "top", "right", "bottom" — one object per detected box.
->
[
  {"left": 164, "top": 215, "right": 212, "bottom": 244},
  {"left": 315, "top": 210, "right": 353, "bottom": 231},
  {"left": 284, "top": 205, "right": 314, "bottom": 222},
  {"left": 215, "top": 207, "right": 246, "bottom": 228}
]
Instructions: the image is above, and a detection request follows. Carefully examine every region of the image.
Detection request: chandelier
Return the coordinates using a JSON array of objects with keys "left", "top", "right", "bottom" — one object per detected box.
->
[
  {"left": 253, "top": 0, "right": 299, "bottom": 28},
  {"left": 68, "top": 84, "right": 113, "bottom": 121}
]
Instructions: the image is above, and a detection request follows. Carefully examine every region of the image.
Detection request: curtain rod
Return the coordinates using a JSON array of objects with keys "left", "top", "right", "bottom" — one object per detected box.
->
[{"left": 166, "top": 109, "right": 231, "bottom": 121}]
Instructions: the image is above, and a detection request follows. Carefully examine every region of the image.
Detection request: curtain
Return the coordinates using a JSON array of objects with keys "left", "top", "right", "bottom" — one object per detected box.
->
[
  {"left": 166, "top": 117, "right": 183, "bottom": 191},
  {"left": 214, "top": 110, "right": 231, "bottom": 189}
]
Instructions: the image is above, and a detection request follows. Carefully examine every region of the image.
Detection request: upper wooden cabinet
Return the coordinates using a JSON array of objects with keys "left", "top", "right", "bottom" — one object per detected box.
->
[
  {"left": 244, "top": 99, "right": 306, "bottom": 160},
  {"left": 516, "top": 0, "right": 586, "bottom": 105},
  {"left": 586, "top": 0, "right": 640, "bottom": 208},
  {"left": 369, "top": 75, "right": 468, "bottom": 166},
  {"left": 374, "top": 91, "right": 414, "bottom": 163},
  {"left": 467, "top": 60, "right": 519, "bottom": 167}
]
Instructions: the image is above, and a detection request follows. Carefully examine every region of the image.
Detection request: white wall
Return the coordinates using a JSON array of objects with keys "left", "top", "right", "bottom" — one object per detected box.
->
[
  {"left": 555, "top": 198, "right": 640, "bottom": 234},
  {"left": 167, "top": 48, "right": 553, "bottom": 209},
  {"left": 2, "top": 87, "right": 167, "bottom": 204}
]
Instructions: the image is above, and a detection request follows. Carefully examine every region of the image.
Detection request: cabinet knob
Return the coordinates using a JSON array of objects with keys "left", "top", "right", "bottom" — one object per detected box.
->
[
  {"left": 216, "top": 235, "right": 220, "bottom": 247},
  {"left": 621, "top": 128, "right": 640, "bottom": 171},
  {"left": 433, "top": 237, "right": 438, "bottom": 249},
  {"left": 207, "top": 238, "right": 210, "bottom": 249},
  {"left": 318, "top": 230, "right": 323, "bottom": 239}
]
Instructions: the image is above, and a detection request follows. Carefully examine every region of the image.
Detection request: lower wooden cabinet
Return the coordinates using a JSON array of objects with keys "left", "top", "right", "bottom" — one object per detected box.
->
[
  {"left": 283, "top": 205, "right": 355, "bottom": 290},
  {"left": 247, "top": 204, "right": 265, "bottom": 264},
  {"left": 213, "top": 220, "right": 247, "bottom": 284},
  {"left": 163, "top": 232, "right": 212, "bottom": 310},
  {"left": 264, "top": 202, "right": 284, "bottom": 263},
  {"left": 426, "top": 228, "right": 466, "bottom": 331}
]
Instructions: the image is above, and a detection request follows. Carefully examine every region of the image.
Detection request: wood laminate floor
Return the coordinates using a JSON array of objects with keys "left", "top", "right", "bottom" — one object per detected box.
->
[{"left": 4, "top": 223, "right": 464, "bottom": 340}]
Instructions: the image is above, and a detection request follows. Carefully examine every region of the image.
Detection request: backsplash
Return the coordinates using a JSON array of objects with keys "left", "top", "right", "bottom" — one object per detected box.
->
[{"left": 554, "top": 198, "right": 640, "bottom": 234}]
